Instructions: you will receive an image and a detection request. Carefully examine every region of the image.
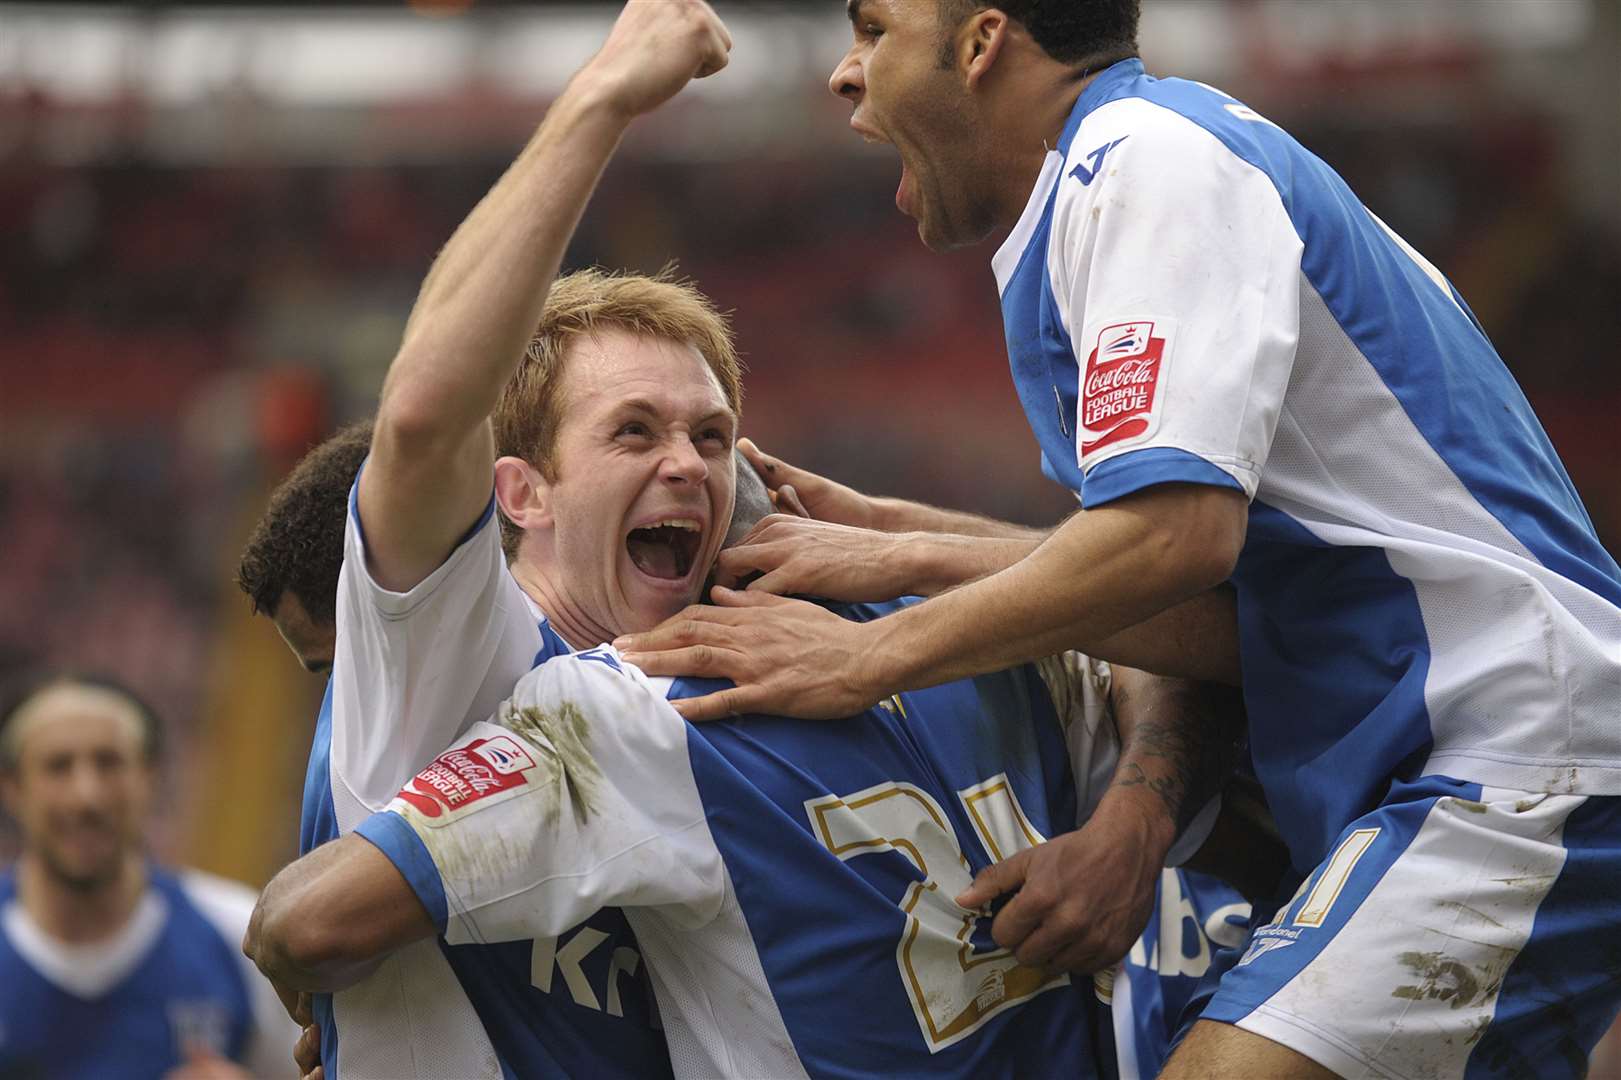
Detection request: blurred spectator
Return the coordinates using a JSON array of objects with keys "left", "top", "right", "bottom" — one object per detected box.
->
[{"left": 0, "top": 673, "right": 297, "bottom": 1077}]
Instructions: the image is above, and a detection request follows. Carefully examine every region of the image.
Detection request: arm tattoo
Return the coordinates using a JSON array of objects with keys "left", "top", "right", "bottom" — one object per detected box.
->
[{"left": 1109, "top": 675, "right": 1244, "bottom": 834}]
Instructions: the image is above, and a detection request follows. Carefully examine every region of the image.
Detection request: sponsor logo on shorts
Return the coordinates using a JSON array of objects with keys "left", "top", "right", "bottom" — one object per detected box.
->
[
  {"left": 1080, "top": 320, "right": 1167, "bottom": 456},
  {"left": 1237, "top": 925, "right": 1301, "bottom": 967},
  {"left": 396, "top": 735, "right": 535, "bottom": 819}
]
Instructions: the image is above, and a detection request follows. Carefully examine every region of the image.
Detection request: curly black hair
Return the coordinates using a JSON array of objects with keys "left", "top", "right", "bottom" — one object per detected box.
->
[
  {"left": 236, "top": 419, "right": 373, "bottom": 627},
  {"left": 941, "top": 0, "right": 1140, "bottom": 67}
]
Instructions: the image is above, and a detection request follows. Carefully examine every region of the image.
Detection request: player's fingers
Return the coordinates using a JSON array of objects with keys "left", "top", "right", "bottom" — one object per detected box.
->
[
  {"left": 743, "top": 566, "right": 799, "bottom": 595},
  {"left": 1009, "top": 918, "right": 1073, "bottom": 971},
  {"left": 708, "top": 584, "right": 798, "bottom": 608},
  {"left": 775, "top": 483, "right": 810, "bottom": 519},
  {"left": 620, "top": 643, "right": 746, "bottom": 680},
  {"left": 615, "top": 605, "right": 744, "bottom": 651},
  {"left": 294, "top": 1024, "right": 322, "bottom": 1074},
  {"left": 956, "top": 849, "right": 1031, "bottom": 909},
  {"left": 715, "top": 543, "right": 787, "bottom": 583},
  {"left": 738, "top": 437, "right": 797, "bottom": 489},
  {"left": 670, "top": 684, "right": 755, "bottom": 722},
  {"left": 986, "top": 870, "right": 1058, "bottom": 949}
]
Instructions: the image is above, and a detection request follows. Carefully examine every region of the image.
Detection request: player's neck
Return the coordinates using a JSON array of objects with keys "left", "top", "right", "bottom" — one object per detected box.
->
[
  {"left": 17, "top": 851, "right": 147, "bottom": 945},
  {"left": 511, "top": 564, "right": 612, "bottom": 652},
  {"left": 987, "top": 64, "right": 1106, "bottom": 229}
]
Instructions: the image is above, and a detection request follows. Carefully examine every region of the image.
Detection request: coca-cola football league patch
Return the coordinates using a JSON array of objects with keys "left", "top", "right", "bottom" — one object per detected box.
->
[
  {"left": 393, "top": 734, "right": 538, "bottom": 824},
  {"left": 1079, "top": 319, "right": 1170, "bottom": 459}
]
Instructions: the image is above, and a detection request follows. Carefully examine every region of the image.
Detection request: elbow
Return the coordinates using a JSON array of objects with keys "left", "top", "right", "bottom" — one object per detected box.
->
[
  {"left": 1154, "top": 487, "right": 1247, "bottom": 595},
  {"left": 248, "top": 884, "right": 354, "bottom": 990},
  {"left": 376, "top": 370, "right": 451, "bottom": 454}
]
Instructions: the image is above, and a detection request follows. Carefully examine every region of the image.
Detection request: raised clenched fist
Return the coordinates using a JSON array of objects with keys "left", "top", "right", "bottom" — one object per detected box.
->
[{"left": 577, "top": 0, "right": 733, "bottom": 120}]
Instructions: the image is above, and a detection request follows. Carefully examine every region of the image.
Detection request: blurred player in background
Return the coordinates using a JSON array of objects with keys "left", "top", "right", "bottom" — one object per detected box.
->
[
  {"left": 0, "top": 674, "right": 296, "bottom": 1079},
  {"left": 616, "top": 0, "right": 1621, "bottom": 1075}
]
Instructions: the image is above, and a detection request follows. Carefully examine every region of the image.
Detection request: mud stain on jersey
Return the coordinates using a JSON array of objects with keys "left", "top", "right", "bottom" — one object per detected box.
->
[{"left": 505, "top": 700, "right": 603, "bottom": 825}]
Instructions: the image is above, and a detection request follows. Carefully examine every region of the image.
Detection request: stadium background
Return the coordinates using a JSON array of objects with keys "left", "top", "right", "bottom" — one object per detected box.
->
[{"left": 1, "top": 0, "right": 1618, "bottom": 1066}]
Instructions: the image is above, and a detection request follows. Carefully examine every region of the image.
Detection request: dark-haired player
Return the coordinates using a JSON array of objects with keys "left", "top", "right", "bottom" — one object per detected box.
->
[
  {"left": 238, "top": 420, "right": 373, "bottom": 679},
  {"left": 615, "top": 2, "right": 1621, "bottom": 1075},
  {"left": 0, "top": 674, "right": 297, "bottom": 1078}
]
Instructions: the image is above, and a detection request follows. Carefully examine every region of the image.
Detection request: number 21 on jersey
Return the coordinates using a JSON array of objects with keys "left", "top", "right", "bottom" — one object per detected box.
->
[{"left": 805, "top": 774, "right": 1068, "bottom": 1054}]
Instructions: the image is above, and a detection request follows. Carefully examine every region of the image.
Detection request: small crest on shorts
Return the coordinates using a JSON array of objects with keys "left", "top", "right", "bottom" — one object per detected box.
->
[{"left": 1080, "top": 320, "right": 1169, "bottom": 458}]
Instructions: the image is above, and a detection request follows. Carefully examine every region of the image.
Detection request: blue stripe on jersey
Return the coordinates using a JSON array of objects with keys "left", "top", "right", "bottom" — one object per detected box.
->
[
  {"left": 300, "top": 681, "right": 338, "bottom": 857},
  {"left": 1001, "top": 180, "right": 1086, "bottom": 498},
  {"left": 1083, "top": 62, "right": 1621, "bottom": 606},
  {"left": 1232, "top": 502, "right": 1434, "bottom": 866},
  {"left": 1202, "top": 776, "right": 1479, "bottom": 1026},
  {"left": 1464, "top": 796, "right": 1621, "bottom": 1078},
  {"left": 1083, "top": 448, "right": 1243, "bottom": 508},
  {"left": 667, "top": 601, "right": 1106, "bottom": 1078},
  {"left": 356, "top": 812, "right": 450, "bottom": 932}
]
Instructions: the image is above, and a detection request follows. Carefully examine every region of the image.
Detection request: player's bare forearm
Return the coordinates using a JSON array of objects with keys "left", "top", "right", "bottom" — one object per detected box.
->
[
  {"left": 904, "top": 532, "right": 1045, "bottom": 595},
  {"left": 363, "top": 89, "right": 630, "bottom": 591},
  {"left": 618, "top": 484, "right": 1243, "bottom": 723},
  {"left": 865, "top": 484, "right": 1248, "bottom": 696},
  {"left": 363, "top": 1, "right": 731, "bottom": 591},
  {"left": 867, "top": 497, "right": 1053, "bottom": 541},
  {"left": 738, "top": 438, "right": 1051, "bottom": 540},
  {"left": 1076, "top": 586, "right": 1240, "bottom": 684},
  {"left": 246, "top": 835, "right": 434, "bottom": 993},
  {"left": 1103, "top": 667, "right": 1245, "bottom": 850}
]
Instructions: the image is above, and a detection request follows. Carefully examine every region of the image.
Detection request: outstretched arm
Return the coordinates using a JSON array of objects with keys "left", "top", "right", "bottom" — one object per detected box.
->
[
  {"left": 244, "top": 836, "right": 434, "bottom": 994},
  {"left": 738, "top": 437, "right": 1050, "bottom": 540},
  {"left": 359, "top": 1, "right": 733, "bottom": 591},
  {"left": 619, "top": 482, "right": 1247, "bottom": 719}
]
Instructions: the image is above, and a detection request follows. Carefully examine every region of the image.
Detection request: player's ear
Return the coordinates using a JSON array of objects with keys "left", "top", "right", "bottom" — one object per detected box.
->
[
  {"left": 961, "top": 8, "right": 1009, "bottom": 89},
  {"left": 494, "top": 455, "right": 554, "bottom": 533}
]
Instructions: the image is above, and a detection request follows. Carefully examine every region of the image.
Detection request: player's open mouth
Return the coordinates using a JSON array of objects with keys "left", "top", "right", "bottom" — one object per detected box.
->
[{"left": 626, "top": 518, "right": 703, "bottom": 581}]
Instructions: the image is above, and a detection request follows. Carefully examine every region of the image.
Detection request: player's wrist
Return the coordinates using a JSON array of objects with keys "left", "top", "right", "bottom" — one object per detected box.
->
[
  {"left": 555, "top": 68, "right": 645, "bottom": 131},
  {"left": 1094, "top": 781, "right": 1179, "bottom": 861}
]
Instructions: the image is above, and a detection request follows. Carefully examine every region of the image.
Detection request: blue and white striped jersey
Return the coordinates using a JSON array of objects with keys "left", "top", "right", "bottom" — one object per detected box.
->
[
  {"left": 994, "top": 58, "right": 1621, "bottom": 869},
  {"left": 356, "top": 610, "right": 1125, "bottom": 1079},
  {"left": 305, "top": 478, "right": 670, "bottom": 1078},
  {"left": 0, "top": 866, "right": 296, "bottom": 1079}
]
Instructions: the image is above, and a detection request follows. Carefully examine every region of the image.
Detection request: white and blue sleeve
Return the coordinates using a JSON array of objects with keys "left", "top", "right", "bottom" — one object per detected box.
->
[
  {"left": 329, "top": 469, "right": 543, "bottom": 830},
  {"left": 1051, "top": 99, "right": 1304, "bottom": 507},
  {"left": 356, "top": 652, "right": 726, "bottom": 944}
]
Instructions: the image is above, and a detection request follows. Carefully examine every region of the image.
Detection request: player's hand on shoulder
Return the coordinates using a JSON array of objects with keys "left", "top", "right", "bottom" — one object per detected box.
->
[
  {"left": 739, "top": 438, "right": 876, "bottom": 527},
  {"left": 716, "top": 514, "right": 917, "bottom": 601},
  {"left": 575, "top": 0, "right": 732, "bottom": 120},
  {"left": 617, "top": 589, "right": 885, "bottom": 722}
]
